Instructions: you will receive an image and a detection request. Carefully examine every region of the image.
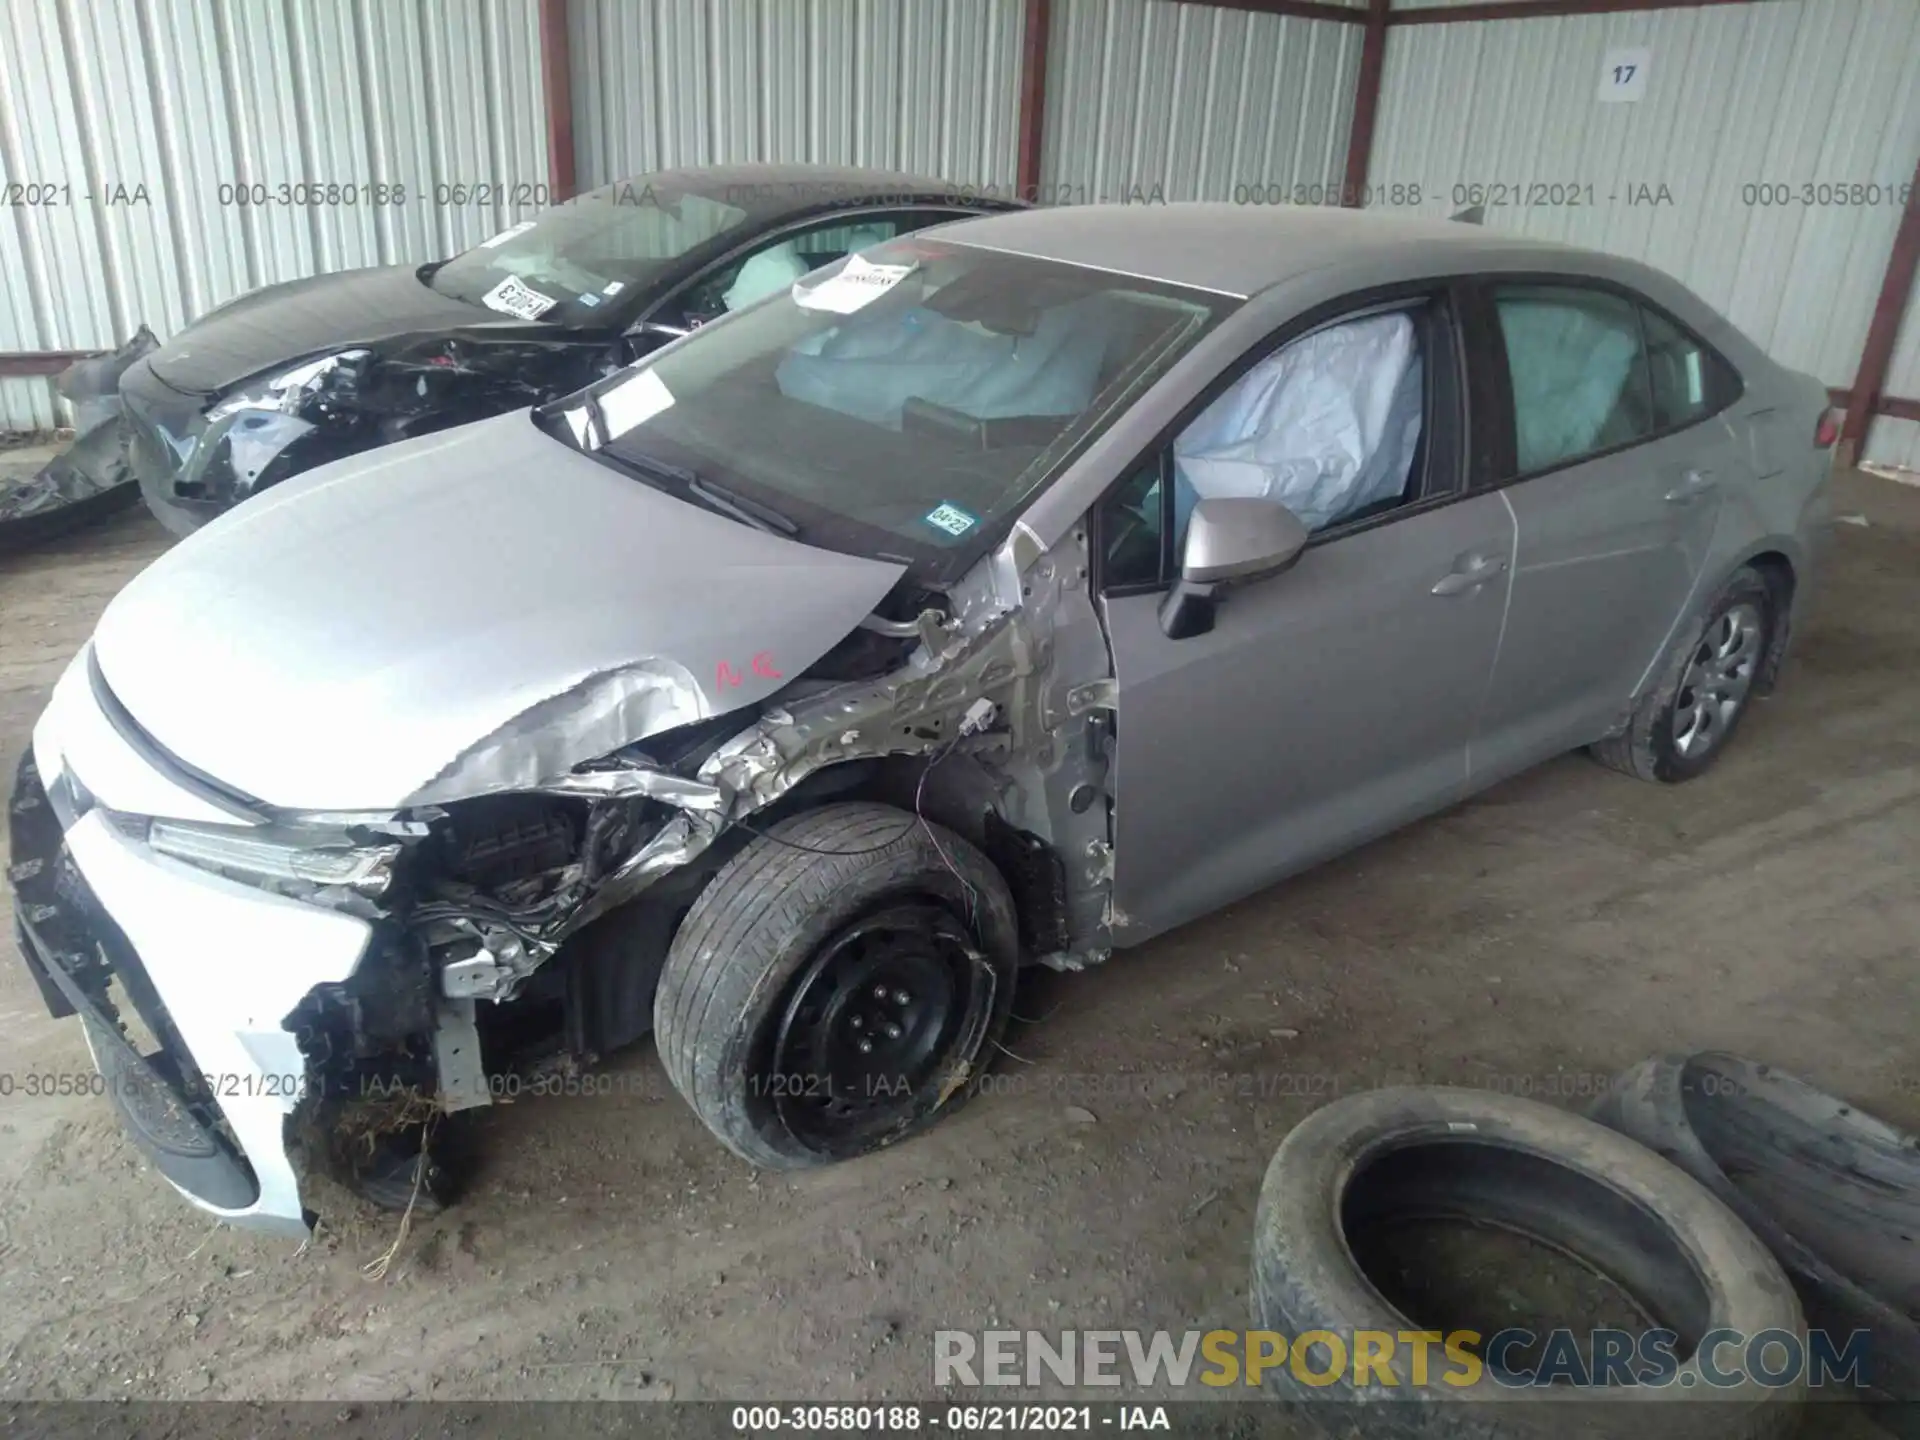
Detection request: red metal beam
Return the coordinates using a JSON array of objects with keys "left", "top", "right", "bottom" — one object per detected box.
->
[
  {"left": 1194, "top": 0, "right": 1367, "bottom": 22},
  {"left": 1842, "top": 151, "right": 1920, "bottom": 454},
  {"left": 1831, "top": 388, "right": 1920, "bottom": 427},
  {"left": 0, "top": 351, "right": 103, "bottom": 378},
  {"left": 538, "top": 0, "right": 576, "bottom": 203},
  {"left": 1341, "top": 0, "right": 1392, "bottom": 207},
  {"left": 1391, "top": 0, "right": 1774, "bottom": 22},
  {"left": 1017, "top": 0, "right": 1053, "bottom": 201}
]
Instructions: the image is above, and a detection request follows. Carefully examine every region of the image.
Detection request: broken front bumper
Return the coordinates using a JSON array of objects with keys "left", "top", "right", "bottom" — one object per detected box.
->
[
  {"left": 9, "top": 663, "right": 374, "bottom": 1236},
  {"left": 120, "top": 355, "right": 221, "bottom": 537}
]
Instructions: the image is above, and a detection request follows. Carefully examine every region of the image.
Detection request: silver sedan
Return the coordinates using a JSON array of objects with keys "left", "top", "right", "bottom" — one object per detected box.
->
[{"left": 11, "top": 203, "right": 1834, "bottom": 1231}]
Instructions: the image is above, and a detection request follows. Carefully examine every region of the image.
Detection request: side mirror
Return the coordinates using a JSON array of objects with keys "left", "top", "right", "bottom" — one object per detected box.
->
[{"left": 1158, "top": 496, "right": 1309, "bottom": 639}]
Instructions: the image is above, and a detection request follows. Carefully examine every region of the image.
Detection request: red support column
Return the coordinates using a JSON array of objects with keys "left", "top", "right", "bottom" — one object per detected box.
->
[
  {"left": 1342, "top": 0, "right": 1391, "bottom": 208},
  {"left": 1841, "top": 151, "right": 1920, "bottom": 461},
  {"left": 1017, "top": 0, "right": 1053, "bottom": 202},
  {"left": 539, "top": 0, "right": 577, "bottom": 204}
]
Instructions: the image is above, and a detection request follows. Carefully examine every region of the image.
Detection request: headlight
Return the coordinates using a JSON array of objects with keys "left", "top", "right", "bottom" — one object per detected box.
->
[
  {"left": 205, "top": 350, "right": 372, "bottom": 422},
  {"left": 146, "top": 819, "right": 400, "bottom": 898},
  {"left": 181, "top": 350, "right": 373, "bottom": 502}
]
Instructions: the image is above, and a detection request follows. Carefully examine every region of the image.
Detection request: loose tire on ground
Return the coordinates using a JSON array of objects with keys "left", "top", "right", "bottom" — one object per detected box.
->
[
  {"left": 1593, "top": 1053, "right": 1920, "bottom": 1412},
  {"left": 654, "top": 802, "right": 1019, "bottom": 1169},
  {"left": 1251, "top": 1086, "right": 1805, "bottom": 1440},
  {"left": 1591, "top": 565, "right": 1774, "bottom": 784}
]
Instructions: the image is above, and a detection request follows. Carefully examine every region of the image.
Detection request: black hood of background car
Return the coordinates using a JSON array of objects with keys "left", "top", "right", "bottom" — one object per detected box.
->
[{"left": 145, "top": 263, "right": 591, "bottom": 394}]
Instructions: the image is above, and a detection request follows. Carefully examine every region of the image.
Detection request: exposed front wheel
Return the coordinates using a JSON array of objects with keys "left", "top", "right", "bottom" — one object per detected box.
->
[{"left": 653, "top": 803, "right": 1019, "bottom": 1168}]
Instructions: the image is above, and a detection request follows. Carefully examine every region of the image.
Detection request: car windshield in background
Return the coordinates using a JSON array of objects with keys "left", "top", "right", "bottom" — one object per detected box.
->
[
  {"left": 428, "top": 186, "right": 751, "bottom": 326},
  {"left": 564, "top": 238, "right": 1236, "bottom": 577}
]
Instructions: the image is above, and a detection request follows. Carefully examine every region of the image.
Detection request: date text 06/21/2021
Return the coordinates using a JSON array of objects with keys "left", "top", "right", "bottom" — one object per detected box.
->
[{"left": 731, "top": 1405, "right": 1171, "bottom": 1433}]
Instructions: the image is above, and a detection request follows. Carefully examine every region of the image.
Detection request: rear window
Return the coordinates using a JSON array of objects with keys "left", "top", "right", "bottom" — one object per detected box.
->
[{"left": 564, "top": 237, "right": 1238, "bottom": 579}]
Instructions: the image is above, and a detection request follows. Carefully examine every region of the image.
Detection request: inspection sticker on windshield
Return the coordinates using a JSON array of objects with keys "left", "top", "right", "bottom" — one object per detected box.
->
[
  {"left": 600, "top": 368, "right": 675, "bottom": 437},
  {"left": 923, "top": 501, "right": 979, "bottom": 538},
  {"left": 793, "top": 254, "right": 916, "bottom": 315},
  {"left": 480, "top": 274, "right": 559, "bottom": 321},
  {"left": 477, "top": 220, "right": 536, "bottom": 249}
]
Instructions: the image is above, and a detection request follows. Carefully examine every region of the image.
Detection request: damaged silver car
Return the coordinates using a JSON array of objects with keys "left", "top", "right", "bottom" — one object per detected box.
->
[{"left": 9, "top": 206, "right": 1833, "bottom": 1234}]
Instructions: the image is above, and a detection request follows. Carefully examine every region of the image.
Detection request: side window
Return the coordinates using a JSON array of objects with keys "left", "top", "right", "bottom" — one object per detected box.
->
[
  {"left": 1169, "top": 306, "right": 1428, "bottom": 557},
  {"left": 1641, "top": 305, "right": 1738, "bottom": 430},
  {"left": 671, "top": 213, "right": 912, "bottom": 327},
  {"left": 1098, "top": 455, "right": 1168, "bottom": 591},
  {"left": 1492, "top": 285, "right": 1653, "bottom": 474}
]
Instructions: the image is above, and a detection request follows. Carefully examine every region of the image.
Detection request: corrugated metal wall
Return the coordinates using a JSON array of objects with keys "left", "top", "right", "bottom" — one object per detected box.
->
[
  {"left": 0, "top": 0, "right": 548, "bottom": 430},
  {"left": 6, "top": 0, "right": 1920, "bottom": 467},
  {"left": 1369, "top": 0, "right": 1920, "bottom": 461},
  {"left": 1040, "top": 0, "right": 1363, "bottom": 204},
  {"left": 568, "top": 0, "right": 1022, "bottom": 192}
]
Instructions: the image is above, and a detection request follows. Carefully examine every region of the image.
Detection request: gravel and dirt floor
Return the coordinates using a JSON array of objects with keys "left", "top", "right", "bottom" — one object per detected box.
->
[{"left": 0, "top": 464, "right": 1916, "bottom": 1415}]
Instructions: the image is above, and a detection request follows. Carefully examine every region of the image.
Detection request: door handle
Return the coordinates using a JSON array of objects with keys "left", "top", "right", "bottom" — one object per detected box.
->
[
  {"left": 1665, "top": 468, "right": 1718, "bottom": 503},
  {"left": 1431, "top": 553, "right": 1507, "bottom": 597}
]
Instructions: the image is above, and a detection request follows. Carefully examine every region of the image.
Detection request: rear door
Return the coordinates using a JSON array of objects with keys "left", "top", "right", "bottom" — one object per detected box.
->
[{"left": 1467, "top": 281, "right": 1744, "bottom": 783}]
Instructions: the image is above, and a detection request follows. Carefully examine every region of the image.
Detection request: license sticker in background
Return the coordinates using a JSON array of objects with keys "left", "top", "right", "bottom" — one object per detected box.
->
[
  {"left": 923, "top": 501, "right": 980, "bottom": 538},
  {"left": 477, "top": 220, "right": 537, "bottom": 249},
  {"left": 480, "top": 274, "right": 559, "bottom": 321}
]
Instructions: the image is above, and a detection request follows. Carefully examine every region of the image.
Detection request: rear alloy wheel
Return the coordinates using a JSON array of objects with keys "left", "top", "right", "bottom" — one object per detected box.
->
[
  {"left": 1591, "top": 566, "right": 1775, "bottom": 784},
  {"left": 653, "top": 803, "right": 1019, "bottom": 1168},
  {"left": 1671, "top": 601, "right": 1764, "bottom": 761}
]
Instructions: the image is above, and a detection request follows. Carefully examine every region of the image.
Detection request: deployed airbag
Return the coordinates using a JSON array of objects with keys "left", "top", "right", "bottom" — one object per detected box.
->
[
  {"left": 724, "top": 242, "right": 811, "bottom": 312},
  {"left": 1496, "top": 299, "right": 1640, "bottom": 472},
  {"left": 1172, "top": 312, "right": 1422, "bottom": 535},
  {"left": 775, "top": 296, "right": 1118, "bottom": 430}
]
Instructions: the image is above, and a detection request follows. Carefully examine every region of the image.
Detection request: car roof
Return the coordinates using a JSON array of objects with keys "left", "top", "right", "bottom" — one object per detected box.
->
[
  {"left": 592, "top": 163, "right": 1007, "bottom": 224},
  {"left": 926, "top": 203, "right": 1589, "bottom": 299}
]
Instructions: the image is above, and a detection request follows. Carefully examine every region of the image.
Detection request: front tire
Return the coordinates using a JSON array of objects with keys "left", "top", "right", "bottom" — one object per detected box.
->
[
  {"left": 653, "top": 802, "right": 1019, "bottom": 1169},
  {"left": 1591, "top": 566, "right": 1773, "bottom": 784}
]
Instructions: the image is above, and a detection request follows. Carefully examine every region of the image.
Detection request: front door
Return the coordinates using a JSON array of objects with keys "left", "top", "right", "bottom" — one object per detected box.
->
[
  {"left": 1091, "top": 289, "right": 1514, "bottom": 944},
  {"left": 1100, "top": 493, "right": 1514, "bottom": 943}
]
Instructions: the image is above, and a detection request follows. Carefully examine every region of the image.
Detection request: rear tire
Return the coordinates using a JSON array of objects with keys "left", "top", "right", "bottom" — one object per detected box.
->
[
  {"left": 653, "top": 802, "right": 1019, "bottom": 1169},
  {"left": 1591, "top": 566, "right": 1773, "bottom": 784}
]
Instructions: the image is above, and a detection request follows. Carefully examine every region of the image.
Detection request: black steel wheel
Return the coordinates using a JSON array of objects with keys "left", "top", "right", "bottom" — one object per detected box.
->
[{"left": 654, "top": 803, "right": 1019, "bottom": 1169}]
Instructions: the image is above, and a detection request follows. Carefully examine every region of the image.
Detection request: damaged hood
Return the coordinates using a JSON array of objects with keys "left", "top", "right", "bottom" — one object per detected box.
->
[
  {"left": 146, "top": 265, "right": 546, "bottom": 394},
  {"left": 90, "top": 412, "right": 907, "bottom": 812}
]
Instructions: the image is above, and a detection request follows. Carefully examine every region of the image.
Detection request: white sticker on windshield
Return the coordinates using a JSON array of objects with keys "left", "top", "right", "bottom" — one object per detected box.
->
[
  {"left": 478, "top": 220, "right": 537, "bottom": 250},
  {"left": 599, "top": 367, "right": 675, "bottom": 439},
  {"left": 792, "top": 254, "right": 915, "bottom": 315},
  {"left": 602, "top": 280, "right": 626, "bottom": 296},
  {"left": 481, "top": 274, "right": 559, "bottom": 321}
]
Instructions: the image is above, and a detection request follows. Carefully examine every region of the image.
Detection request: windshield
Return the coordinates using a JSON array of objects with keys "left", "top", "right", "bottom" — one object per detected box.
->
[
  {"left": 428, "top": 184, "right": 751, "bottom": 326},
  {"left": 555, "top": 237, "right": 1236, "bottom": 579}
]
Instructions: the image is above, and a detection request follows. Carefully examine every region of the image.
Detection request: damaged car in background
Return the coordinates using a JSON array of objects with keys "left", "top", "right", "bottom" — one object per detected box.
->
[
  {"left": 110, "top": 165, "right": 1010, "bottom": 536},
  {"left": 0, "top": 331, "right": 156, "bottom": 553},
  {"left": 9, "top": 205, "right": 1834, "bottom": 1234}
]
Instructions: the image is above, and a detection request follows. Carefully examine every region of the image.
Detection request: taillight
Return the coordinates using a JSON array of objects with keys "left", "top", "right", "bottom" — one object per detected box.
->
[{"left": 1815, "top": 408, "right": 1841, "bottom": 449}]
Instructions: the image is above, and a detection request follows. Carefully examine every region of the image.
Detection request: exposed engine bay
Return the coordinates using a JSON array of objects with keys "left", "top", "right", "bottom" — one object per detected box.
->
[{"left": 124, "top": 330, "right": 614, "bottom": 530}]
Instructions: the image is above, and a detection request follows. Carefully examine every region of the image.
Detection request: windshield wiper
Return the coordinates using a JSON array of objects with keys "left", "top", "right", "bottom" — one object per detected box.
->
[{"left": 615, "top": 451, "right": 799, "bottom": 537}]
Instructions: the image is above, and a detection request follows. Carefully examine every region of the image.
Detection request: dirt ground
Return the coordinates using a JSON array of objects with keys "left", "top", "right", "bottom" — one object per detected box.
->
[{"left": 0, "top": 466, "right": 1916, "bottom": 1413}]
